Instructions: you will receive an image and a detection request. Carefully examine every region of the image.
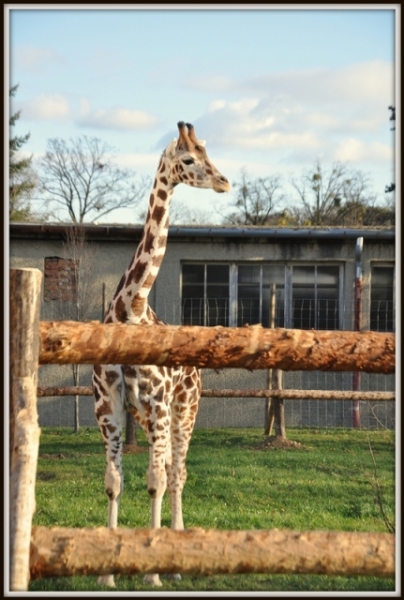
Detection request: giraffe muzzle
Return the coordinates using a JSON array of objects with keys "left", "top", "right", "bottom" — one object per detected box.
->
[{"left": 213, "top": 177, "right": 231, "bottom": 193}]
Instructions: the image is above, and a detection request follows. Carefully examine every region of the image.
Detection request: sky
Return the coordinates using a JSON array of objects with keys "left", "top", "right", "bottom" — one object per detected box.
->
[{"left": 7, "top": 5, "right": 398, "bottom": 225}]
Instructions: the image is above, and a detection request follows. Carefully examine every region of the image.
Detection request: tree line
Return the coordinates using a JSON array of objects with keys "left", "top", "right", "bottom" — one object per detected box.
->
[{"left": 10, "top": 85, "right": 395, "bottom": 227}]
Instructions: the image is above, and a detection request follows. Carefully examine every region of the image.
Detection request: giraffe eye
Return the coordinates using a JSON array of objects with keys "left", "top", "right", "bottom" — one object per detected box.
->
[{"left": 182, "top": 158, "right": 195, "bottom": 166}]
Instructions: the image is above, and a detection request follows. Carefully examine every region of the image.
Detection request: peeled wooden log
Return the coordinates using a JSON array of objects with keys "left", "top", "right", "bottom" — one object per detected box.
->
[
  {"left": 201, "top": 389, "right": 395, "bottom": 401},
  {"left": 39, "top": 322, "right": 394, "bottom": 373},
  {"left": 37, "top": 386, "right": 94, "bottom": 396},
  {"left": 37, "top": 386, "right": 395, "bottom": 402},
  {"left": 30, "top": 526, "right": 394, "bottom": 579},
  {"left": 10, "top": 269, "right": 42, "bottom": 591}
]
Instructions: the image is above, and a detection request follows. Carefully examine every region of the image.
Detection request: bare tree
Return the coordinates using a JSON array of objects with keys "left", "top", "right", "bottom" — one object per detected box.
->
[
  {"left": 223, "top": 168, "right": 284, "bottom": 225},
  {"left": 55, "top": 226, "right": 101, "bottom": 431},
  {"left": 290, "top": 160, "right": 380, "bottom": 226},
  {"left": 38, "top": 136, "right": 150, "bottom": 223}
]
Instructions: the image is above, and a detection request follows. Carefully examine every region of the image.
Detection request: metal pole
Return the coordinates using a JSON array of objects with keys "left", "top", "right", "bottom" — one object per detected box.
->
[{"left": 352, "top": 237, "right": 363, "bottom": 428}]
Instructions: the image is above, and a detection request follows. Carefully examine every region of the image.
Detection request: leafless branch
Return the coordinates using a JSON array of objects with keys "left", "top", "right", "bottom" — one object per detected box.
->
[{"left": 37, "top": 136, "right": 150, "bottom": 222}]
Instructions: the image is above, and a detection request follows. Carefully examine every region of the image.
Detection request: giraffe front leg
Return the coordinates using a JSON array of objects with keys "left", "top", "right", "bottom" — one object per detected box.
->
[
  {"left": 143, "top": 430, "right": 169, "bottom": 587},
  {"left": 98, "top": 450, "right": 124, "bottom": 587},
  {"left": 93, "top": 378, "right": 125, "bottom": 589},
  {"left": 164, "top": 453, "right": 187, "bottom": 583}
]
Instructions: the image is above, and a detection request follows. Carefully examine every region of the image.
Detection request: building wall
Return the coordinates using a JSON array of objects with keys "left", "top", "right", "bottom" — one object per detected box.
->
[{"left": 9, "top": 225, "right": 395, "bottom": 430}]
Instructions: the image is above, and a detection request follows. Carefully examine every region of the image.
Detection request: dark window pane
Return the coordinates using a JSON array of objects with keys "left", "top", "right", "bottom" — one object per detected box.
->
[
  {"left": 370, "top": 266, "right": 394, "bottom": 331},
  {"left": 262, "top": 285, "right": 284, "bottom": 328},
  {"left": 207, "top": 264, "right": 229, "bottom": 283},
  {"left": 292, "top": 266, "right": 340, "bottom": 330},
  {"left": 206, "top": 298, "right": 229, "bottom": 326},
  {"left": 292, "top": 267, "right": 315, "bottom": 329},
  {"left": 262, "top": 266, "right": 285, "bottom": 327},
  {"left": 237, "top": 298, "right": 260, "bottom": 326},
  {"left": 182, "top": 263, "right": 204, "bottom": 284},
  {"left": 182, "top": 264, "right": 204, "bottom": 325},
  {"left": 182, "top": 263, "right": 230, "bottom": 327},
  {"left": 207, "top": 284, "right": 229, "bottom": 299},
  {"left": 317, "top": 266, "right": 339, "bottom": 329},
  {"left": 182, "top": 297, "right": 204, "bottom": 325},
  {"left": 238, "top": 265, "right": 261, "bottom": 284}
]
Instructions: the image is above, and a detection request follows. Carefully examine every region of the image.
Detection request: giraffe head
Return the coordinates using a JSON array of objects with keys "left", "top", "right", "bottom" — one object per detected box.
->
[{"left": 163, "top": 121, "right": 230, "bottom": 193}]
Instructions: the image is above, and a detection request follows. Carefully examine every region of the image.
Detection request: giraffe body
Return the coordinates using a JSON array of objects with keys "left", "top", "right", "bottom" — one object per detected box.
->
[{"left": 92, "top": 122, "right": 229, "bottom": 587}]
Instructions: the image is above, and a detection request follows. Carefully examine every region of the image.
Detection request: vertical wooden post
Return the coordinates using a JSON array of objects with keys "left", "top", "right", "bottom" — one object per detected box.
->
[
  {"left": 101, "top": 281, "right": 107, "bottom": 321},
  {"left": 352, "top": 238, "right": 363, "bottom": 428},
  {"left": 265, "top": 284, "right": 285, "bottom": 437},
  {"left": 9, "top": 268, "right": 42, "bottom": 591}
]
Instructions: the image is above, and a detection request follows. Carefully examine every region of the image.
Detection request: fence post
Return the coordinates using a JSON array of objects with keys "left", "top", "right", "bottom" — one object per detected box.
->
[
  {"left": 265, "top": 284, "right": 284, "bottom": 436},
  {"left": 352, "top": 237, "right": 363, "bottom": 428},
  {"left": 9, "top": 268, "right": 42, "bottom": 591}
]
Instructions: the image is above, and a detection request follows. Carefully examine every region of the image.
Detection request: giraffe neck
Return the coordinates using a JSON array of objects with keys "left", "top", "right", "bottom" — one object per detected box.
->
[{"left": 107, "top": 159, "right": 175, "bottom": 323}]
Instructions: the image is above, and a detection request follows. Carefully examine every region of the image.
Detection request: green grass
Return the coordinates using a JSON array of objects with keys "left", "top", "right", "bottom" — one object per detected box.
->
[{"left": 30, "top": 427, "right": 396, "bottom": 593}]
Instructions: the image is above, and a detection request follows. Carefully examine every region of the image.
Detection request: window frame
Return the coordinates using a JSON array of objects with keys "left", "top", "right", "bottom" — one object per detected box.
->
[{"left": 181, "top": 261, "right": 345, "bottom": 330}]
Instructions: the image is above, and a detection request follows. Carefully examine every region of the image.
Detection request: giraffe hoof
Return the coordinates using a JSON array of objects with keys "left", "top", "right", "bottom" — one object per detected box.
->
[
  {"left": 98, "top": 574, "right": 116, "bottom": 587},
  {"left": 167, "top": 573, "right": 182, "bottom": 581},
  {"left": 144, "top": 573, "right": 163, "bottom": 586}
]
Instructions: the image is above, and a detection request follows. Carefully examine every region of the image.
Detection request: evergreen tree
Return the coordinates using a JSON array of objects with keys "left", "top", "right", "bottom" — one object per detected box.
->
[{"left": 9, "top": 85, "right": 37, "bottom": 222}]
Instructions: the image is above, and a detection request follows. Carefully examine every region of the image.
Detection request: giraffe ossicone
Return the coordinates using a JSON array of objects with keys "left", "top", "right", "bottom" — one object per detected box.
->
[{"left": 92, "top": 122, "right": 230, "bottom": 588}]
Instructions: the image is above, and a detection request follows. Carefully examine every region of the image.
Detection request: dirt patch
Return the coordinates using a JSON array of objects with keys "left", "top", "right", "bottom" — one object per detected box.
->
[
  {"left": 123, "top": 444, "right": 148, "bottom": 455},
  {"left": 253, "top": 435, "right": 309, "bottom": 451}
]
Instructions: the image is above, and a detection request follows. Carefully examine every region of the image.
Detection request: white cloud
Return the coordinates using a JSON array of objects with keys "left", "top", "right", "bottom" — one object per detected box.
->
[
  {"left": 14, "top": 93, "right": 160, "bottom": 132},
  {"left": 21, "top": 93, "right": 71, "bottom": 121},
  {"left": 76, "top": 106, "right": 159, "bottom": 131},
  {"left": 333, "top": 139, "right": 393, "bottom": 163},
  {"left": 188, "top": 59, "right": 394, "bottom": 177}
]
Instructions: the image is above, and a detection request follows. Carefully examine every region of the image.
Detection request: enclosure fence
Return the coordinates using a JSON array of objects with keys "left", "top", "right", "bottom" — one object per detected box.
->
[{"left": 10, "top": 269, "right": 395, "bottom": 590}]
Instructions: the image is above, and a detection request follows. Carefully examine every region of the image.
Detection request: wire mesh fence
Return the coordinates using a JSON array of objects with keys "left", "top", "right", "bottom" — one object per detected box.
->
[
  {"left": 158, "top": 295, "right": 395, "bottom": 431},
  {"left": 38, "top": 294, "right": 395, "bottom": 431}
]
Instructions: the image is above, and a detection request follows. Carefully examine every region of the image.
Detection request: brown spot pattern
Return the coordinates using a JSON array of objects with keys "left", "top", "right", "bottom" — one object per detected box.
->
[
  {"left": 114, "top": 296, "right": 128, "bottom": 322},
  {"left": 105, "top": 370, "right": 120, "bottom": 385},
  {"left": 131, "top": 260, "right": 148, "bottom": 283},
  {"left": 144, "top": 231, "right": 155, "bottom": 254},
  {"left": 157, "top": 189, "right": 167, "bottom": 201},
  {"left": 95, "top": 400, "right": 112, "bottom": 418},
  {"left": 151, "top": 204, "right": 166, "bottom": 225}
]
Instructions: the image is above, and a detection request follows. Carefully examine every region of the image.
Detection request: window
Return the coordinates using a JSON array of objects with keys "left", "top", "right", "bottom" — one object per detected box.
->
[
  {"left": 370, "top": 264, "right": 394, "bottom": 331},
  {"left": 292, "top": 265, "right": 340, "bottom": 330},
  {"left": 182, "top": 264, "right": 229, "bottom": 326},
  {"left": 181, "top": 263, "right": 342, "bottom": 329},
  {"left": 237, "top": 265, "right": 285, "bottom": 327}
]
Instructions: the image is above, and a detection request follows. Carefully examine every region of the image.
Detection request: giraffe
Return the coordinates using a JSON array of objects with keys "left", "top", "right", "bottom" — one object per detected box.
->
[{"left": 92, "top": 122, "right": 230, "bottom": 587}]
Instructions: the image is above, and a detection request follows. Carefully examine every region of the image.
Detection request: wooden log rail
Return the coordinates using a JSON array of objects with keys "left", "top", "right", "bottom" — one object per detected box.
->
[
  {"left": 37, "top": 386, "right": 395, "bottom": 402},
  {"left": 39, "top": 321, "right": 395, "bottom": 373},
  {"left": 30, "top": 527, "right": 394, "bottom": 579}
]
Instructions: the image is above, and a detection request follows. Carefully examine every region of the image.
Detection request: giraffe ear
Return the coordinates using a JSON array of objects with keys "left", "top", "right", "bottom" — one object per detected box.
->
[{"left": 165, "top": 139, "right": 178, "bottom": 159}]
